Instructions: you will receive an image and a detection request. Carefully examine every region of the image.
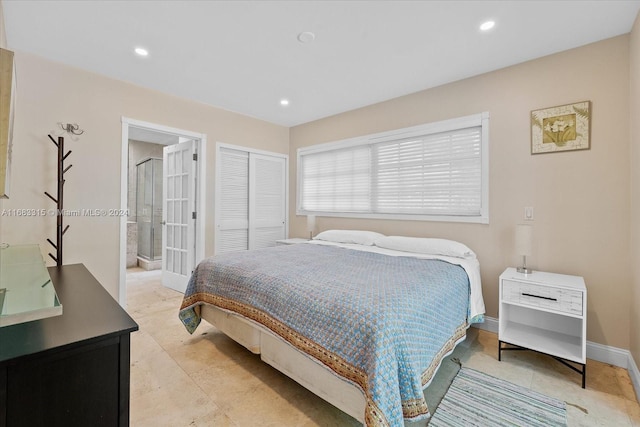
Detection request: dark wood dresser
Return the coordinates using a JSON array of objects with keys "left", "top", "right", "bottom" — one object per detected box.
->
[{"left": 0, "top": 264, "right": 139, "bottom": 427}]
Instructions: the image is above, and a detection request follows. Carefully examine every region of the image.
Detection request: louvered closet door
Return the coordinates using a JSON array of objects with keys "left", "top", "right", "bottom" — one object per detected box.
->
[
  {"left": 216, "top": 146, "right": 287, "bottom": 254},
  {"left": 249, "top": 153, "right": 286, "bottom": 249},
  {"left": 217, "top": 148, "right": 249, "bottom": 253}
]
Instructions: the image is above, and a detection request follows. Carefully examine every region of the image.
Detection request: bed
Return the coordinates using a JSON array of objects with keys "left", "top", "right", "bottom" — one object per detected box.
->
[{"left": 179, "top": 231, "right": 485, "bottom": 427}]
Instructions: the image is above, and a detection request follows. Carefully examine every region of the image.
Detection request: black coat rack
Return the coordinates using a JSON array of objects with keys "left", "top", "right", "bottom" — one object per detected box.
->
[{"left": 45, "top": 134, "right": 72, "bottom": 266}]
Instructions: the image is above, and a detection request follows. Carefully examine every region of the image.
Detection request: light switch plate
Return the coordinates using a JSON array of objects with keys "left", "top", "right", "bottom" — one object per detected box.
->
[{"left": 524, "top": 207, "right": 534, "bottom": 221}]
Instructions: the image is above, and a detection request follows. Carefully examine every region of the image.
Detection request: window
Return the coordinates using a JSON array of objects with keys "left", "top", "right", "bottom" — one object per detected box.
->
[{"left": 297, "top": 112, "right": 489, "bottom": 223}]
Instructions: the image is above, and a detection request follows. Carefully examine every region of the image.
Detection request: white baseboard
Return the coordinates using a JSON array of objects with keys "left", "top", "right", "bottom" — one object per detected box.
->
[
  {"left": 587, "top": 340, "right": 630, "bottom": 368},
  {"left": 474, "top": 315, "right": 498, "bottom": 334},
  {"left": 473, "top": 316, "right": 640, "bottom": 399},
  {"left": 472, "top": 316, "right": 630, "bottom": 369},
  {"left": 629, "top": 352, "right": 640, "bottom": 402}
]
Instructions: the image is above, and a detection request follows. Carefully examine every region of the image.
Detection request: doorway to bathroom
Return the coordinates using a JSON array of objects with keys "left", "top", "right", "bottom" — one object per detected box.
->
[
  {"left": 132, "top": 151, "right": 163, "bottom": 271},
  {"left": 118, "top": 118, "right": 206, "bottom": 307}
]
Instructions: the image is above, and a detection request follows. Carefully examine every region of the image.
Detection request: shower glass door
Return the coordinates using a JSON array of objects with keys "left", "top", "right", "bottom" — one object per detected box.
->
[{"left": 136, "top": 158, "right": 163, "bottom": 261}]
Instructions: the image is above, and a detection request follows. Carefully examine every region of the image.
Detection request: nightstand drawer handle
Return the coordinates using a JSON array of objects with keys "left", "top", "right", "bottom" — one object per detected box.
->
[{"left": 522, "top": 292, "right": 557, "bottom": 301}]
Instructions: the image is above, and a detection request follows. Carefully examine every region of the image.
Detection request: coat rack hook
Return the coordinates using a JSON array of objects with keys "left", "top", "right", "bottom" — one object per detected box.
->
[{"left": 58, "top": 123, "right": 84, "bottom": 136}]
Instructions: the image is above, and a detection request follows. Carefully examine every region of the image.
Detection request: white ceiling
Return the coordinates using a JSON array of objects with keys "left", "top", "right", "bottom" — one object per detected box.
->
[{"left": 4, "top": 1, "right": 640, "bottom": 127}]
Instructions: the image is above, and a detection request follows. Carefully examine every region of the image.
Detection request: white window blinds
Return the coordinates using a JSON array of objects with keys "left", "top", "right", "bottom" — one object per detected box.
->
[
  {"left": 300, "top": 146, "right": 371, "bottom": 212},
  {"left": 297, "top": 113, "right": 489, "bottom": 223}
]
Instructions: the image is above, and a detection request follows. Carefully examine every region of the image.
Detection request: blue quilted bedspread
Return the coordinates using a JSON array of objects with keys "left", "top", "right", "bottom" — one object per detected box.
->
[{"left": 179, "top": 244, "right": 471, "bottom": 427}]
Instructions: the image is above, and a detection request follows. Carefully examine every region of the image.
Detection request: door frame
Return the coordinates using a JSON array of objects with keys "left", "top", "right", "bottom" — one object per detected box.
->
[{"left": 119, "top": 117, "right": 207, "bottom": 306}]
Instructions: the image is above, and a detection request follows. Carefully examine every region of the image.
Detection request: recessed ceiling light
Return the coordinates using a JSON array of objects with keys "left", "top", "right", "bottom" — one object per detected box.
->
[
  {"left": 480, "top": 21, "right": 495, "bottom": 31},
  {"left": 280, "top": 99, "right": 290, "bottom": 106},
  {"left": 134, "top": 47, "right": 149, "bottom": 57},
  {"left": 297, "top": 31, "right": 315, "bottom": 43}
]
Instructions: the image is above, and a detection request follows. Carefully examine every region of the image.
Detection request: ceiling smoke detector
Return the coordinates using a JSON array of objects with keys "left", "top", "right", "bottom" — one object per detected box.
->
[{"left": 297, "top": 31, "right": 315, "bottom": 43}]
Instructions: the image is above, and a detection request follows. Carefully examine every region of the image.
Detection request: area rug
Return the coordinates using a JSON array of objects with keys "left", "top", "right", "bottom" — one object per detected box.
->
[{"left": 428, "top": 368, "right": 567, "bottom": 426}]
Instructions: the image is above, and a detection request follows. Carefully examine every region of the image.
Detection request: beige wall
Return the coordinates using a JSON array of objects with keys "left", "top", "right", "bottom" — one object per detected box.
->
[
  {"left": 2, "top": 51, "right": 288, "bottom": 299},
  {"left": 630, "top": 12, "right": 640, "bottom": 365},
  {"left": 290, "top": 36, "right": 631, "bottom": 349}
]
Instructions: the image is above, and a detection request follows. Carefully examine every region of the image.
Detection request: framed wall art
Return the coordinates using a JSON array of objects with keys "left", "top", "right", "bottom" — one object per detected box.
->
[{"left": 531, "top": 100, "right": 591, "bottom": 155}]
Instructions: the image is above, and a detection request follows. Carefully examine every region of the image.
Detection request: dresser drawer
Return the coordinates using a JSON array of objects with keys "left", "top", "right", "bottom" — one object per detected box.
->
[{"left": 502, "top": 279, "right": 583, "bottom": 316}]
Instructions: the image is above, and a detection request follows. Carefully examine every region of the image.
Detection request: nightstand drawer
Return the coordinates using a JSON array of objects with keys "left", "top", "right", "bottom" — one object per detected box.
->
[{"left": 502, "top": 279, "right": 583, "bottom": 315}]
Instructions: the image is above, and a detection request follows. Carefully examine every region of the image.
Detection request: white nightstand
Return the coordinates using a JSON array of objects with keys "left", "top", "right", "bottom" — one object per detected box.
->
[
  {"left": 498, "top": 267, "right": 587, "bottom": 388},
  {"left": 275, "top": 238, "right": 310, "bottom": 245}
]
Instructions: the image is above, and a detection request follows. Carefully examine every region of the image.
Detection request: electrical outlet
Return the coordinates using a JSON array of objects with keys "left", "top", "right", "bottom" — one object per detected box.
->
[{"left": 524, "top": 207, "right": 534, "bottom": 221}]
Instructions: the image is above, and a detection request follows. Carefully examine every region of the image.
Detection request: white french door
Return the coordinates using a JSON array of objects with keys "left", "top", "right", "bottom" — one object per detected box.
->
[
  {"left": 162, "top": 139, "right": 196, "bottom": 292},
  {"left": 216, "top": 145, "right": 287, "bottom": 254}
]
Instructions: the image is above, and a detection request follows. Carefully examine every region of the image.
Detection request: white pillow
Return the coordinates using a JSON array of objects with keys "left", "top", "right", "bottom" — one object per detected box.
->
[
  {"left": 313, "top": 230, "right": 386, "bottom": 246},
  {"left": 374, "top": 235, "right": 476, "bottom": 259}
]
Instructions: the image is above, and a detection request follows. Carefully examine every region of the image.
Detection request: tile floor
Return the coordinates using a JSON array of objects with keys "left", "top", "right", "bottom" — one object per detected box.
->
[{"left": 126, "top": 268, "right": 640, "bottom": 426}]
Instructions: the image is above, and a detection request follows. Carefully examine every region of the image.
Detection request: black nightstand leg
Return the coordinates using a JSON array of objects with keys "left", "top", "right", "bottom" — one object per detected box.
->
[{"left": 500, "top": 340, "right": 586, "bottom": 388}]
